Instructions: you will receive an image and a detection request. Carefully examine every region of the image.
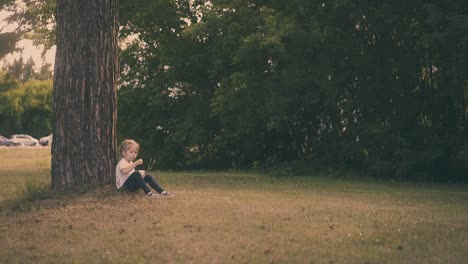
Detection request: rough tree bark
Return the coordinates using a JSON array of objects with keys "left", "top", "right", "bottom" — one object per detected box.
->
[{"left": 52, "top": 0, "right": 118, "bottom": 188}]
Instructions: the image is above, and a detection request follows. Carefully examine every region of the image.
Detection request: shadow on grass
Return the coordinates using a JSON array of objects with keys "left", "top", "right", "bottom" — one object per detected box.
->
[{"left": 0, "top": 182, "right": 125, "bottom": 215}]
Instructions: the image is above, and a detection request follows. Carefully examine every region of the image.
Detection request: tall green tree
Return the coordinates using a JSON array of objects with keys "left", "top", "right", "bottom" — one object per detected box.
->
[
  {"left": 0, "top": 0, "right": 18, "bottom": 57},
  {"left": 4, "top": 56, "right": 36, "bottom": 82},
  {"left": 0, "top": 32, "right": 17, "bottom": 58},
  {"left": 0, "top": 71, "right": 21, "bottom": 134},
  {"left": 118, "top": 0, "right": 467, "bottom": 180},
  {"left": 0, "top": 72, "right": 52, "bottom": 137}
]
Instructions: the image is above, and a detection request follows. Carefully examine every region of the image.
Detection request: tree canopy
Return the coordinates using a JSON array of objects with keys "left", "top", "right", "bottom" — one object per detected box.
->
[
  {"left": 2, "top": 0, "right": 467, "bottom": 181},
  {"left": 117, "top": 0, "right": 468, "bottom": 181}
]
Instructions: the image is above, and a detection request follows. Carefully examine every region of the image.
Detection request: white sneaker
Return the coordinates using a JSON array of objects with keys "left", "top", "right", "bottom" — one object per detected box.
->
[
  {"left": 159, "top": 191, "right": 175, "bottom": 198},
  {"left": 146, "top": 192, "right": 159, "bottom": 198}
]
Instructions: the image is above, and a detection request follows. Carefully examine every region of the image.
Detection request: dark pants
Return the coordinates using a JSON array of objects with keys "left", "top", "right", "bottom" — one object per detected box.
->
[{"left": 123, "top": 171, "right": 164, "bottom": 194}]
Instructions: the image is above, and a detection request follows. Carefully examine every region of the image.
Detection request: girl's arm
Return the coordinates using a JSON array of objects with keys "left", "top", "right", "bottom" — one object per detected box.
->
[{"left": 120, "top": 159, "right": 143, "bottom": 175}]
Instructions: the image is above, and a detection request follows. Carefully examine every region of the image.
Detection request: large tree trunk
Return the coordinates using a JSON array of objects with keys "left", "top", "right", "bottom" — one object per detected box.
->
[{"left": 52, "top": 0, "right": 118, "bottom": 188}]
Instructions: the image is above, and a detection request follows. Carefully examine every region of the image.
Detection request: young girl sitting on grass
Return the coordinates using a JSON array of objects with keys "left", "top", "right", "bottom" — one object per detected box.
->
[{"left": 116, "top": 139, "right": 174, "bottom": 198}]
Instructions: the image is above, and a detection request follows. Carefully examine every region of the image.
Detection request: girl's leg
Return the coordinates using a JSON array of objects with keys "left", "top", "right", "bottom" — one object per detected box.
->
[
  {"left": 124, "top": 171, "right": 152, "bottom": 194},
  {"left": 144, "top": 174, "right": 164, "bottom": 193}
]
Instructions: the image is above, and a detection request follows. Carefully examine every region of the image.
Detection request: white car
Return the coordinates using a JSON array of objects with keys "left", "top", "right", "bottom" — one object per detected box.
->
[
  {"left": 0, "top": 135, "right": 18, "bottom": 146},
  {"left": 39, "top": 133, "right": 53, "bottom": 146},
  {"left": 10, "top": 134, "right": 39, "bottom": 146}
]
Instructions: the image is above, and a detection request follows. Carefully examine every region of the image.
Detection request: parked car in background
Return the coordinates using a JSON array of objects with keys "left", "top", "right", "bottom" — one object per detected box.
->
[
  {"left": 0, "top": 135, "right": 18, "bottom": 146},
  {"left": 39, "top": 133, "right": 53, "bottom": 146},
  {"left": 10, "top": 134, "right": 39, "bottom": 146}
]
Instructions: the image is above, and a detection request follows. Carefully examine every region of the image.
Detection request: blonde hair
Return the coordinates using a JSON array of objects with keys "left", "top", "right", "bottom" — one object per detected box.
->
[{"left": 119, "top": 139, "right": 140, "bottom": 157}]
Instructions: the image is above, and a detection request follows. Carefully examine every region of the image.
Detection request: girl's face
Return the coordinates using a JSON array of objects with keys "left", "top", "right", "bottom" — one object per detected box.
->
[{"left": 122, "top": 144, "right": 139, "bottom": 162}]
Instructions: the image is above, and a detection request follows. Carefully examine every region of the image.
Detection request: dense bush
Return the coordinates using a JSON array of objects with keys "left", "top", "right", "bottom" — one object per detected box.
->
[
  {"left": 0, "top": 72, "right": 52, "bottom": 138},
  {"left": 117, "top": 0, "right": 468, "bottom": 181}
]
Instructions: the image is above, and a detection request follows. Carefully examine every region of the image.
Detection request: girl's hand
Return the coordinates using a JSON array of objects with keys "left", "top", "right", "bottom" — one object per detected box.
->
[
  {"left": 139, "top": 170, "right": 146, "bottom": 177},
  {"left": 135, "top": 159, "right": 143, "bottom": 165}
]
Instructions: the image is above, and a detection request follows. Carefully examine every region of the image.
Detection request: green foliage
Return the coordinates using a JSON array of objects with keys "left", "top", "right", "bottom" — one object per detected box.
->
[
  {"left": 6, "top": 0, "right": 467, "bottom": 181},
  {"left": 0, "top": 72, "right": 22, "bottom": 134},
  {"left": 19, "top": 79, "right": 53, "bottom": 137},
  {"left": 115, "top": 0, "right": 468, "bottom": 181},
  {"left": 124, "top": 0, "right": 468, "bottom": 180},
  {"left": 4, "top": 56, "right": 37, "bottom": 82},
  {"left": 0, "top": 32, "right": 18, "bottom": 58},
  {"left": 0, "top": 72, "right": 52, "bottom": 137},
  {"left": 2, "top": 0, "right": 56, "bottom": 49}
]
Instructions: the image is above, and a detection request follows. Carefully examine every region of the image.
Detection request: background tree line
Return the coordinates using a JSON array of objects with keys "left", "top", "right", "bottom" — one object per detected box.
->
[
  {"left": 0, "top": 0, "right": 54, "bottom": 139},
  {"left": 1, "top": 0, "right": 467, "bottom": 181},
  {"left": 0, "top": 58, "right": 53, "bottom": 138}
]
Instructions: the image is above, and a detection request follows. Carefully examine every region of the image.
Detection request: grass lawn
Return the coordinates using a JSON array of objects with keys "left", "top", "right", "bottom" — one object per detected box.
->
[{"left": 0, "top": 148, "right": 467, "bottom": 263}]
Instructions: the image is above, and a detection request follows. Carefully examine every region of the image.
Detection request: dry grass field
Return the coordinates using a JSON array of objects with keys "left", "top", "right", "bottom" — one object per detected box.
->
[{"left": 0, "top": 148, "right": 467, "bottom": 263}]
